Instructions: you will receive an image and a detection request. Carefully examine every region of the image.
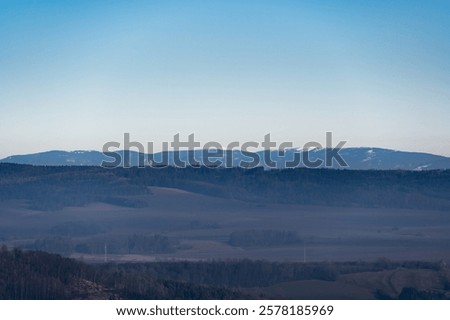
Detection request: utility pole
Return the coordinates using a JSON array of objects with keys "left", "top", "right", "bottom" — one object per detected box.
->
[
  {"left": 303, "top": 241, "right": 306, "bottom": 263},
  {"left": 104, "top": 242, "right": 108, "bottom": 263}
]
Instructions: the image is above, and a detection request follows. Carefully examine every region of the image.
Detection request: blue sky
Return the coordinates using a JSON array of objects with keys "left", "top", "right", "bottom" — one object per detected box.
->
[{"left": 0, "top": 0, "right": 449, "bottom": 157}]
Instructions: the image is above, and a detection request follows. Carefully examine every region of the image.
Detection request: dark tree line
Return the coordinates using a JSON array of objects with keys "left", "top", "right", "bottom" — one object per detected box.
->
[{"left": 26, "top": 234, "right": 177, "bottom": 256}]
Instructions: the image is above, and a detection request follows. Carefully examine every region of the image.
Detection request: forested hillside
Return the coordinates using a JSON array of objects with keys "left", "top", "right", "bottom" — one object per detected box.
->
[{"left": 1, "top": 164, "right": 450, "bottom": 211}]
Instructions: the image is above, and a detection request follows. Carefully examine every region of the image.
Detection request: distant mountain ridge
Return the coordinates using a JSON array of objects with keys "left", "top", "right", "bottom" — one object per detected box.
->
[{"left": 1, "top": 148, "right": 450, "bottom": 170}]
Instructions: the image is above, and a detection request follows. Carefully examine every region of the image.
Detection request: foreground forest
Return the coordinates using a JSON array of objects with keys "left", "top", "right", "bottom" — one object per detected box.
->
[
  {"left": 0, "top": 247, "right": 449, "bottom": 300},
  {"left": 0, "top": 247, "right": 244, "bottom": 299}
]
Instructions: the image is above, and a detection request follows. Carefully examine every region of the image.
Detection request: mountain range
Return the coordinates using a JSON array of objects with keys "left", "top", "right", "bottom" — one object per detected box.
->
[{"left": 1, "top": 148, "right": 450, "bottom": 170}]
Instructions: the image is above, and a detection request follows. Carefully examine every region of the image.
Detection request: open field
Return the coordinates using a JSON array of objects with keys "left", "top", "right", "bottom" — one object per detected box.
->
[{"left": 246, "top": 268, "right": 449, "bottom": 299}]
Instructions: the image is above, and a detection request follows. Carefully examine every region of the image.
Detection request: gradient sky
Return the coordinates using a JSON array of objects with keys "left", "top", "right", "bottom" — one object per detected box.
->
[{"left": 1, "top": 0, "right": 449, "bottom": 158}]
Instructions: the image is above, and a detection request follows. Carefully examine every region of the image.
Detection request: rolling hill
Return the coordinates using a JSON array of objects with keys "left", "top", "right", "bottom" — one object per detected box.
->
[{"left": 1, "top": 148, "right": 450, "bottom": 170}]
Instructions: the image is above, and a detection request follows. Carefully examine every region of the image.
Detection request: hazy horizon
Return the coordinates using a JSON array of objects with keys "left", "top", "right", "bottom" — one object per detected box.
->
[{"left": 1, "top": 1, "right": 449, "bottom": 158}]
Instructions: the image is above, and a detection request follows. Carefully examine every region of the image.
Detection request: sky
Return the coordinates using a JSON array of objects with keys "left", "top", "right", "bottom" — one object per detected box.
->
[{"left": 0, "top": 0, "right": 449, "bottom": 158}]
